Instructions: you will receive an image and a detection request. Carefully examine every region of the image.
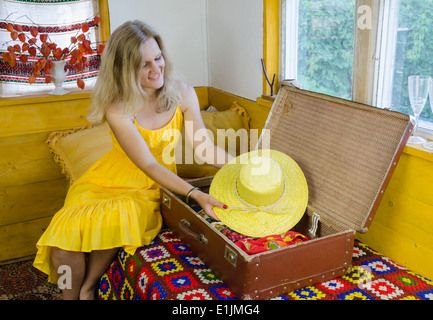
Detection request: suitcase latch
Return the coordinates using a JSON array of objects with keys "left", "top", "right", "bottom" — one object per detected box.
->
[
  {"left": 224, "top": 245, "right": 238, "bottom": 268},
  {"left": 162, "top": 193, "right": 171, "bottom": 209}
]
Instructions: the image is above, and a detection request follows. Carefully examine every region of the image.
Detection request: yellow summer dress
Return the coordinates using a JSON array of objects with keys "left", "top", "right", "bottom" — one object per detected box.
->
[{"left": 33, "top": 105, "right": 183, "bottom": 283}]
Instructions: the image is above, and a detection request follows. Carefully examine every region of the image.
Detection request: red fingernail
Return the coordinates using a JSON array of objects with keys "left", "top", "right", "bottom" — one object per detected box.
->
[{"left": 223, "top": 205, "right": 228, "bottom": 209}]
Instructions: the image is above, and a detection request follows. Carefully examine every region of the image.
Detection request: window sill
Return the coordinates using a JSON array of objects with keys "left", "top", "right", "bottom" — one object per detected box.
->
[
  {"left": 404, "top": 143, "right": 433, "bottom": 163},
  {"left": 256, "top": 95, "right": 275, "bottom": 108},
  {"left": 0, "top": 89, "right": 93, "bottom": 107}
]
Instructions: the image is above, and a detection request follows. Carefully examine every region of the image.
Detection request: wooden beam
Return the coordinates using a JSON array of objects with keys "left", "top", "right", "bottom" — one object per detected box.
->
[{"left": 263, "top": 0, "right": 280, "bottom": 96}]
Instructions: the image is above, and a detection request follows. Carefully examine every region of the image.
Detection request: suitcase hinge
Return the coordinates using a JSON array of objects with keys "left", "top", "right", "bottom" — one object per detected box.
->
[{"left": 224, "top": 245, "right": 238, "bottom": 268}]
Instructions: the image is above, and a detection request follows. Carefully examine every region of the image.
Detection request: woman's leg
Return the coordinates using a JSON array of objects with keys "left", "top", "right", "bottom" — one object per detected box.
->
[
  {"left": 51, "top": 247, "right": 86, "bottom": 300},
  {"left": 79, "top": 248, "right": 119, "bottom": 300}
]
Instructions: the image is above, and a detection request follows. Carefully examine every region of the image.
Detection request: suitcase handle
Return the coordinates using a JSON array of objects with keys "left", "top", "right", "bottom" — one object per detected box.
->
[{"left": 179, "top": 219, "right": 208, "bottom": 245}]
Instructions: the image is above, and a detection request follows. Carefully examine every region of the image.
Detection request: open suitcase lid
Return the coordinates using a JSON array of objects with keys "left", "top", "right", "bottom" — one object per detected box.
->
[{"left": 257, "top": 86, "right": 412, "bottom": 233}]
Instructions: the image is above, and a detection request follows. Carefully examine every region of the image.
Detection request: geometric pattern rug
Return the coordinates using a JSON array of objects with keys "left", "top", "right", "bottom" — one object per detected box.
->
[
  {"left": 97, "top": 229, "right": 433, "bottom": 300},
  {"left": 1, "top": 228, "right": 432, "bottom": 300}
]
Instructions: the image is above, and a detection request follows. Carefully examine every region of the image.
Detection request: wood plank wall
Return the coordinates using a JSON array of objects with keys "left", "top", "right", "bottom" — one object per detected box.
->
[{"left": 0, "top": 91, "right": 92, "bottom": 260}]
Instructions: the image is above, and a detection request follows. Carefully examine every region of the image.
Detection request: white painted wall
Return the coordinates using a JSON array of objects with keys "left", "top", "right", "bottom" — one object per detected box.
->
[
  {"left": 207, "top": 0, "right": 263, "bottom": 100},
  {"left": 107, "top": 0, "right": 263, "bottom": 100},
  {"left": 107, "top": 0, "right": 209, "bottom": 87}
]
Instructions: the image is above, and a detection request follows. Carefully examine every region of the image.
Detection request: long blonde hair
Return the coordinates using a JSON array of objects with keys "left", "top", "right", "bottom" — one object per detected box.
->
[{"left": 88, "top": 20, "right": 182, "bottom": 124}]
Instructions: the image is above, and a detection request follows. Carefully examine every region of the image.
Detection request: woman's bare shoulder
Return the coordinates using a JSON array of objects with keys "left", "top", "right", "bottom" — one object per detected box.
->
[
  {"left": 178, "top": 81, "right": 199, "bottom": 112},
  {"left": 105, "top": 102, "right": 133, "bottom": 123}
]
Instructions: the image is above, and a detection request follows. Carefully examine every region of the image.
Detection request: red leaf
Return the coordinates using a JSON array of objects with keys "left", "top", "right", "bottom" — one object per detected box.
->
[
  {"left": 30, "top": 27, "right": 38, "bottom": 38},
  {"left": 41, "top": 45, "right": 51, "bottom": 57},
  {"left": 40, "top": 34, "right": 48, "bottom": 42},
  {"left": 81, "top": 23, "right": 89, "bottom": 33},
  {"left": 22, "top": 42, "right": 30, "bottom": 52},
  {"left": 28, "top": 76, "right": 36, "bottom": 84},
  {"left": 18, "top": 33, "right": 26, "bottom": 42},
  {"left": 45, "top": 76, "right": 52, "bottom": 84},
  {"left": 78, "top": 43, "right": 85, "bottom": 53},
  {"left": 71, "top": 36, "right": 77, "bottom": 43},
  {"left": 19, "top": 55, "right": 28, "bottom": 63},
  {"left": 93, "top": 16, "right": 100, "bottom": 24},
  {"left": 71, "top": 49, "right": 79, "bottom": 58},
  {"left": 13, "top": 44, "right": 21, "bottom": 52},
  {"left": 77, "top": 79, "right": 85, "bottom": 89},
  {"left": 14, "top": 25, "right": 23, "bottom": 33},
  {"left": 38, "top": 58, "right": 47, "bottom": 68},
  {"left": 77, "top": 34, "right": 86, "bottom": 42},
  {"left": 28, "top": 38, "right": 37, "bottom": 45},
  {"left": 10, "top": 31, "right": 18, "bottom": 41},
  {"left": 97, "top": 44, "right": 105, "bottom": 54},
  {"left": 28, "top": 47, "right": 37, "bottom": 57},
  {"left": 6, "top": 23, "right": 14, "bottom": 32},
  {"left": 8, "top": 58, "right": 16, "bottom": 68},
  {"left": 2, "top": 52, "right": 11, "bottom": 63},
  {"left": 53, "top": 48, "right": 63, "bottom": 60},
  {"left": 34, "top": 61, "right": 42, "bottom": 71}
]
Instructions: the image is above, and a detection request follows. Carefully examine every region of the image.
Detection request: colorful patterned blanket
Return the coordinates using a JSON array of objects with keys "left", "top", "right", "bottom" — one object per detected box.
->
[{"left": 97, "top": 229, "right": 433, "bottom": 300}]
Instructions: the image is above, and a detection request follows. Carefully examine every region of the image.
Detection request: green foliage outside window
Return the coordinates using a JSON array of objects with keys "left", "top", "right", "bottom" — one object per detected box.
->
[
  {"left": 393, "top": 0, "right": 433, "bottom": 122},
  {"left": 297, "top": 0, "right": 433, "bottom": 123},
  {"left": 297, "top": 0, "right": 355, "bottom": 100}
]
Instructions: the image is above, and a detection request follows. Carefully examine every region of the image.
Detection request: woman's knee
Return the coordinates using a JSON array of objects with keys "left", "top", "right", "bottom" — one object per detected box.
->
[{"left": 52, "top": 247, "right": 84, "bottom": 267}]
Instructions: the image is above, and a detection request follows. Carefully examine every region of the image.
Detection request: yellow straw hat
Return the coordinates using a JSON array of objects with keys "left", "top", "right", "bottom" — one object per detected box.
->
[{"left": 209, "top": 149, "right": 308, "bottom": 238}]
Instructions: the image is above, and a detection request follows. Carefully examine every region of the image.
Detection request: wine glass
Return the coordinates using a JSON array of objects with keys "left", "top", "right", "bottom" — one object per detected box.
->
[
  {"left": 423, "top": 78, "right": 433, "bottom": 149},
  {"left": 407, "top": 75, "right": 430, "bottom": 144}
]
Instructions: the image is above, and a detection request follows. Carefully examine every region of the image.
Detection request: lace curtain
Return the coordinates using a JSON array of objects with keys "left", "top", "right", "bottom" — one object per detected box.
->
[{"left": 0, "top": 0, "right": 102, "bottom": 97}]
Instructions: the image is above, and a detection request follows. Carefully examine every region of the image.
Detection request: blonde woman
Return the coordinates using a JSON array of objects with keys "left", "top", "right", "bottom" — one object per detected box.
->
[{"left": 33, "top": 20, "right": 231, "bottom": 300}]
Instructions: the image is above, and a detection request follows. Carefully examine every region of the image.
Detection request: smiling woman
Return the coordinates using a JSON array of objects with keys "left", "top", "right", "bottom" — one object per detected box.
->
[
  {"left": 32, "top": 19, "right": 232, "bottom": 300},
  {"left": 140, "top": 38, "right": 165, "bottom": 94}
]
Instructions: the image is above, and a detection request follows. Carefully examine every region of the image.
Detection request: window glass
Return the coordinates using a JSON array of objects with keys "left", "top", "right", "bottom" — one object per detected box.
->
[
  {"left": 296, "top": 0, "right": 355, "bottom": 100},
  {"left": 390, "top": 0, "right": 433, "bottom": 126}
]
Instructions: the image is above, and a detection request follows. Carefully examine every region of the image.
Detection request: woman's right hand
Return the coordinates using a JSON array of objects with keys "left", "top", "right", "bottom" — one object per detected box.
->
[{"left": 190, "top": 190, "right": 226, "bottom": 221}]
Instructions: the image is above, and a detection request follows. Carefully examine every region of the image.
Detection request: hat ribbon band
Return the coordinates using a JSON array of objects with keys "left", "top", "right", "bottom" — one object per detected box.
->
[
  {"left": 228, "top": 178, "right": 292, "bottom": 214},
  {"left": 226, "top": 205, "right": 293, "bottom": 215}
]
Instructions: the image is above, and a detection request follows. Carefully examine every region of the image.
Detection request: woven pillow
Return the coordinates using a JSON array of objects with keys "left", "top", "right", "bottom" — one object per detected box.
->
[
  {"left": 175, "top": 102, "right": 251, "bottom": 178},
  {"left": 46, "top": 122, "right": 112, "bottom": 185},
  {"left": 46, "top": 102, "right": 250, "bottom": 183}
]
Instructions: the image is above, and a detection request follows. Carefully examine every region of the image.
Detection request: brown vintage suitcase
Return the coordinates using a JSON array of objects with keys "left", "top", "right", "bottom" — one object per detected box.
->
[{"left": 160, "top": 85, "right": 413, "bottom": 300}]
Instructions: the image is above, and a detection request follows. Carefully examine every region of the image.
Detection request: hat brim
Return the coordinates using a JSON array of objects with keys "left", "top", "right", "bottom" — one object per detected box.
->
[{"left": 209, "top": 149, "right": 308, "bottom": 238}]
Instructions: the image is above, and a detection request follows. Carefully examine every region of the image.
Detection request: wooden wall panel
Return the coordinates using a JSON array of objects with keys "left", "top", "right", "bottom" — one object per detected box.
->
[
  {"left": 357, "top": 152, "right": 433, "bottom": 280},
  {"left": 0, "top": 92, "right": 92, "bottom": 262},
  {"left": 0, "top": 217, "right": 53, "bottom": 261},
  {"left": 0, "top": 179, "right": 67, "bottom": 226}
]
